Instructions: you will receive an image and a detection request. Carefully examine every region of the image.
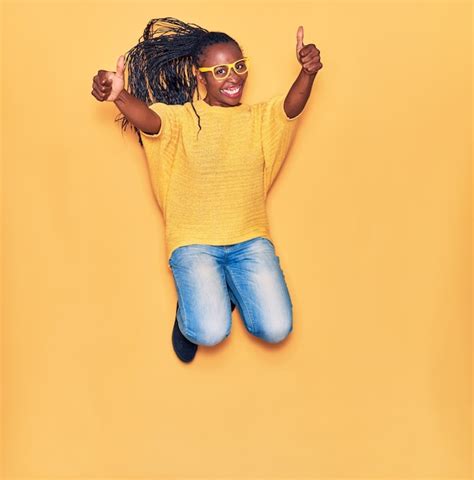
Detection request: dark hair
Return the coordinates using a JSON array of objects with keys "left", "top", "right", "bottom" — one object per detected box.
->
[{"left": 116, "top": 17, "right": 242, "bottom": 145}]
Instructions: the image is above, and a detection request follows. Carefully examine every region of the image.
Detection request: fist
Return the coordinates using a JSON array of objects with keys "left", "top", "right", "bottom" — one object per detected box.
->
[
  {"left": 296, "top": 26, "right": 323, "bottom": 76},
  {"left": 91, "top": 55, "right": 125, "bottom": 102}
]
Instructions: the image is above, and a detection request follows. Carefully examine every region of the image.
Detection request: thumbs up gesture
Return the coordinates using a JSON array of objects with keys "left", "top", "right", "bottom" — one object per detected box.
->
[
  {"left": 91, "top": 55, "right": 125, "bottom": 102},
  {"left": 296, "top": 26, "right": 322, "bottom": 76}
]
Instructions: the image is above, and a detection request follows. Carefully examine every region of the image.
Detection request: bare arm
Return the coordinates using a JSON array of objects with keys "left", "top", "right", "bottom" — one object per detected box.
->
[
  {"left": 284, "top": 69, "right": 317, "bottom": 119},
  {"left": 284, "top": 26, "right": 323, "bottom": 119},
  {"left": 114, "top": 89, "right": 162, "bottom": 135}
]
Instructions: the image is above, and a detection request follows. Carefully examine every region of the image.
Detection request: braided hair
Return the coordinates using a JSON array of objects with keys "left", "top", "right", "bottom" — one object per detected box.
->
[{"left": 116, "top": 17, "right": 242, "bottom": 145}]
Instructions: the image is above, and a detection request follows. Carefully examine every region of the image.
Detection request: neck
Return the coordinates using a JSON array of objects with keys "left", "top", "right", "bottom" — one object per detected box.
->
[{"left": 203, "top": 96, "right": 242, "bottom": 108}]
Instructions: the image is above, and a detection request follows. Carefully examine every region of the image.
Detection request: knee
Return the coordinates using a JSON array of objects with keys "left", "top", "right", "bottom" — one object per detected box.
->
[
  {"left": 182, "top": 323, "right": 230, "bottom": 347},
  {"left": 257, "top": 320, "right": 293, "bottom": 344}
]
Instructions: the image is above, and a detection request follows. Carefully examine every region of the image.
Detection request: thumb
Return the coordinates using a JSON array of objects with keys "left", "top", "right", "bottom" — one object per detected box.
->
[
  {"left": 296, "top": 26, "right": 305, "bottom": 55},
  {"left": 115, "top": 54, "right": 125, "bottom": 79}
]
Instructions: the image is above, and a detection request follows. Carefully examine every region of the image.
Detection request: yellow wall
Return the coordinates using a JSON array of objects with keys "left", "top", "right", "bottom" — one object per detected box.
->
[{"left": 1, "top": 0, "right": 472, "bottom": 478}]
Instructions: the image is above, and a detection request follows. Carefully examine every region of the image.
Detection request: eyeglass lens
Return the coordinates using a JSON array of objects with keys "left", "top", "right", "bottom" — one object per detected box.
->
[{"left": 213, "top": 59, "right": 248, "bottom": 78}]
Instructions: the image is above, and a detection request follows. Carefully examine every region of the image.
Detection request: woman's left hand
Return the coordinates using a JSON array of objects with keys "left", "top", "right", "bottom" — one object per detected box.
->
[{"left": 296, "top": 26, "right": 323, "bottom": 75}]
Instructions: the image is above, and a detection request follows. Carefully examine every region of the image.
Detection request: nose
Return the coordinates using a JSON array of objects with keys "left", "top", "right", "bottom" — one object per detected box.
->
[
  {"left": 228, "top": 68, "right": 239, "bottom": 81},
  {"left": 228, "top": 67, "right": 244, "bottom": 83}
]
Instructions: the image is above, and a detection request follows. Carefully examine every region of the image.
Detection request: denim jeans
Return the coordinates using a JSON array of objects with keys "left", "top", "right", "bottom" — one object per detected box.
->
[{"left": 168, "top": 236, "right": 293, "bottom": 346}]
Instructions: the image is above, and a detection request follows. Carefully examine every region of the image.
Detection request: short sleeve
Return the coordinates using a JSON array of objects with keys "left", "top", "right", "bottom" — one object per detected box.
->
[
  {"left": 139, "top": 102, "right": 182, "bottom": 214},
  {"left": 259, "top": 94, "right": 306, "bottom": 196}
]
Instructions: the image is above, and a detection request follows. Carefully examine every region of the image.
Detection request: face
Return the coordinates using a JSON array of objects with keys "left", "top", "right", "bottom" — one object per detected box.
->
[{"left": 196, "top": 42, "right": 248, "bottom": 107}]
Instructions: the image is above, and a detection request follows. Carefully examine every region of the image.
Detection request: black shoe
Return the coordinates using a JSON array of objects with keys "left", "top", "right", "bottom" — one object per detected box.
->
[{"left": 172, "top": 302, "right": 198, "bottom": 363}]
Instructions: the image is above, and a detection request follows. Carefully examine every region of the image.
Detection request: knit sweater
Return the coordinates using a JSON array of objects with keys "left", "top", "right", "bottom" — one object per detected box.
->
[{"left": 140, "top": 93, "right": 305, "bottom": 262}]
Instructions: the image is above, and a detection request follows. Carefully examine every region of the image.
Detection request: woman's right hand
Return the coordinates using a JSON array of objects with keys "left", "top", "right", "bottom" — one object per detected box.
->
[{"left": 91, "top": 55, "right": 125, "bottom": 102}]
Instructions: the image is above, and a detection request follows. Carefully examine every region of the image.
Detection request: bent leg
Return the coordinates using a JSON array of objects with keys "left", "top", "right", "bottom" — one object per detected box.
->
[
  {"left": 224, "top": 237, "right": 293, "bottom": 343},
  {"left": 169, "top": 245, "right": 232, "bottom": 346}
]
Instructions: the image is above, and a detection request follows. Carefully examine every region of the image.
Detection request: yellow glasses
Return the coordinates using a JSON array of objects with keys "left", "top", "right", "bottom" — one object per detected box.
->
[{"left": 198, "top": 57, "right": 250, "bottom": 81}]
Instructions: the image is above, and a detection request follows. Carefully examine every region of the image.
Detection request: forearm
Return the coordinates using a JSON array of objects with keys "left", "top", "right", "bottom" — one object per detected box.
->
[
  {"left": 284, "top": 68, "right": 317, "bottom": 119},
  {"left": 114, "top": 89, "right": 161, "bottom": 134}
]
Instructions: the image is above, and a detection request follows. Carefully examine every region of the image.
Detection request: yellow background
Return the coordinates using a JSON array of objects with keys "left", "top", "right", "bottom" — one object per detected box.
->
[{"left": 1, "top": 0, "right": 472, "bottom": 478}]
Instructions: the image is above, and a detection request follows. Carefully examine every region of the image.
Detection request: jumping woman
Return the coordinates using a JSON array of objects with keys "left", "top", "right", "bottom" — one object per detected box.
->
[{"left": 91, "top": 17, "right": 322, "bottom": 363}]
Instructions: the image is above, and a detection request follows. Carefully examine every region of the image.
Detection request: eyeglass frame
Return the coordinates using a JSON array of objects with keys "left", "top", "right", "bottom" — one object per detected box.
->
[{"left": 197, "top": 57, "right": 250, "bottom": 81}]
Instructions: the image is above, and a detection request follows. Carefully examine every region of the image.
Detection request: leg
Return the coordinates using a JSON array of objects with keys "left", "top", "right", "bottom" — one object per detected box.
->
[
  {"left": 224, "top": 237, "right": 293, "bottom": 343},
  {"left": 169, "top": 244, "right": 233, "bottom": 346}
]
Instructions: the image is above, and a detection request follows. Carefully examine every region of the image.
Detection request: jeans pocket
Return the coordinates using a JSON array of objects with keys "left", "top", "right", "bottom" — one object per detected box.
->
[
  {"left": 168, "top": 246, "right": 183, "bottom": 268},
  {"left": 257, "top": 236, "right": 275, "bottom": 250},
  {"left": 168, "top": 244, "right": 205, "bottom": 268}
]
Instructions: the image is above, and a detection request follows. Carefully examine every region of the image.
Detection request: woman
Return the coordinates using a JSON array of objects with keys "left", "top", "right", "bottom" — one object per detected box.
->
[{"left": 91, "top": 17, "right": 322, "bottom": 363}]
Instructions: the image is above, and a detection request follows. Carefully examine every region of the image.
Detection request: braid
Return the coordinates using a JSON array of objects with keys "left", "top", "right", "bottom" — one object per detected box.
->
[{"left": 115, "top": 17, "right": 241, "bottom": 145}]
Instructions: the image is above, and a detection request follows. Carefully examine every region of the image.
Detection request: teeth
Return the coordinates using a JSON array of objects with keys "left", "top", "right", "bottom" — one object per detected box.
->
[{"left": 222, "top": 85, "right": 241, "bottom": 94}]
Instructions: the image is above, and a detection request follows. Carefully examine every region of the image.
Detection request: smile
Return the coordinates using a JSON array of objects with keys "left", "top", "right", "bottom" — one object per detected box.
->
[{"left": 220, "top": 84, "right": 242, "bottom": 97}]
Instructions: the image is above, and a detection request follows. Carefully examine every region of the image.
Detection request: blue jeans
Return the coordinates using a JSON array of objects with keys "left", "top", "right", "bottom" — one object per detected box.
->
[{"left": 168, "top": 236, "right": 293, "bottom": 346}]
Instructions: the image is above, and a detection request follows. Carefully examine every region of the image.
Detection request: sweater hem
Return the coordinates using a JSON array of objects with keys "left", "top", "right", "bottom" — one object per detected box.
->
[{"left": 166, "top": 231, "right": 274, "bottom": 264}]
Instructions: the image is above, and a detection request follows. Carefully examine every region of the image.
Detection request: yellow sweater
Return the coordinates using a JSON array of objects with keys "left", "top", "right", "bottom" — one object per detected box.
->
[{"left": 140, "top": 93, "right": 305, "bottom": 262}]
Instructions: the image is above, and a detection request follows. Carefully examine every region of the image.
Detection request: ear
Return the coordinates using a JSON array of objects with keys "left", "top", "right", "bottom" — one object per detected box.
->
[{"left": 196, "top": 70, "right": 207, "bottom": 86}]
